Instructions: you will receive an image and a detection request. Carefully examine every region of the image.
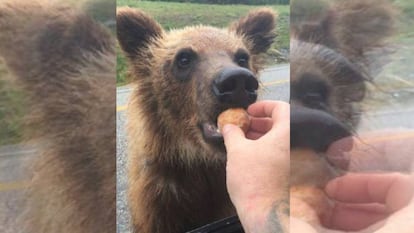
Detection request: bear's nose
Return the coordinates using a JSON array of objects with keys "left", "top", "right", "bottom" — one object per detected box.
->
[{"left": 212, "top": 67, "right": 258, "bottom": 108}]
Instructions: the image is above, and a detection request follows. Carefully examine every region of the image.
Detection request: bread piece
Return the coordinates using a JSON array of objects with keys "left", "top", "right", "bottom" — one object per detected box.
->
[{"left": 217, "top": 108, "right": 250, "bottom": 133}]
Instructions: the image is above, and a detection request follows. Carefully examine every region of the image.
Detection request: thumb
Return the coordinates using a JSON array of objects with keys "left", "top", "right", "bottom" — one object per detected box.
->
[{"left": 222, "top": 124, "right": 246, "bottom": 151}]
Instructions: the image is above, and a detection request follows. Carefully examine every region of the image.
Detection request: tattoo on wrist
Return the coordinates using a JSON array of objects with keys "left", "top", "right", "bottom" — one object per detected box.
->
[
  {"left": 248, "top": 199, "right": 289, "bottom": 233},
  {"left": 266, "top": 200, "right": 289, "bottom": 233}
]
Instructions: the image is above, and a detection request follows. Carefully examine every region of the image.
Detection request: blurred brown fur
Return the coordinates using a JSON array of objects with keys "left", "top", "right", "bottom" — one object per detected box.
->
[
  {"left": 0, "top": 1, "right": 115, "bottom": 233},
  {"left": 290, "top": 0, "right": 396, "bottom": 226},
  {"left": 117, "top": 8, "right": 276, "bottom": 233}
]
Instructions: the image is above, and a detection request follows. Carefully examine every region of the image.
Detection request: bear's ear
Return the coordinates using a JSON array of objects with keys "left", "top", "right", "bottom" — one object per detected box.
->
[
  {"left": 230, "top": 8, "right": 276, "bottom": 54},
  {"left": 116, "top": 7, "right": 163, "bottom": 58},
  {"left": 333, "top": 0, "right": 396, "bottom": 54},
  {"left": 291, "top": 8, "right": 338, "bottom": 49}
]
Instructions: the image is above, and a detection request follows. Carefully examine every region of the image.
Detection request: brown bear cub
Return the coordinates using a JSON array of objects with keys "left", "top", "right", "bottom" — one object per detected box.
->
[
  {"left": 117, "top": 8, "right": 276, "bottom": 233},
  {"left": 290, "top": 0, "right": 395, "bottom": 226},
  {"left": 0, "top": 1, "right": 116, "bottom": 233}
]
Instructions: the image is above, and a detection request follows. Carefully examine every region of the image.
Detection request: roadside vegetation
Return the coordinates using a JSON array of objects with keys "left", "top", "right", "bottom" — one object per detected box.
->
[
  {"left": 359, "top": 0, "right": 414, "bottom": 111},
  {"left": 143, "top": 0, "right": 289, "bottom": 4},
  {"left": 0, "top": 62, "right": 25, "bottom": 145},
  {"left": 116, "top": 0, "right": 290, "bottom": 85}
]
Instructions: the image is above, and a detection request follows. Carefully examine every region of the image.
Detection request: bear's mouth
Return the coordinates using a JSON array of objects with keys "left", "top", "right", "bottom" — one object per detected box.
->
[
  {"left": 199, "top": 105, "right": 250, "bottom": 147},
  {"left": 200, "top": 122, "right": 223, "bottom": 144},
  {"left": 198, "top": 107, "right": 225, "bottom": 145}
]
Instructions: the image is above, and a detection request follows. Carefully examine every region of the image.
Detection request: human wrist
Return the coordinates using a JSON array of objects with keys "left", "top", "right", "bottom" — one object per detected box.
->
[{"left": 236, "top": 196, "right": 289, "bottom": 233}]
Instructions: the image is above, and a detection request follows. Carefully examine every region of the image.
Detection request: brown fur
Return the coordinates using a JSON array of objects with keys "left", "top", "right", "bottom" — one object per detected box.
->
[
  {"left": 117, "top": 8, "right": 276, "bottom": 233},
  {"left": 290, "top": 0, "right": 396, "bottom": 226},
  {"left": 0, "top": 1, "right": 115, "bottom": 233}
]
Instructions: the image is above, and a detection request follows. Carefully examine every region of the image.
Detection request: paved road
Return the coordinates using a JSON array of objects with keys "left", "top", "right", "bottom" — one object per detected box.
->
[
  {"left": 116, "top": 64, "right": 290, "bottom": 233},
  {"left": 360, "top": 107, "right": 414, "bottom": 131},
  {"left": 0, "top": 145, "right": 33, "bottom": 233}
]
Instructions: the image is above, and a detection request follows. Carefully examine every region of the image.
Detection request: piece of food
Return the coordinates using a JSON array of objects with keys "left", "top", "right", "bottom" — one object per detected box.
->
[{"left": 217, "top": 108, "right": 250, "bottom": 133}]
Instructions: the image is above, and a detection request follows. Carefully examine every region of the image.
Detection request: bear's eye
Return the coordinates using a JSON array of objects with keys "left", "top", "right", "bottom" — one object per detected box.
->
[
  {"left": 292, "top": 73, "right": 330, "bottom": 110},
  {"left": 234, "top": 49, "right": 250, "bottom": 68},
  {"left": 175, "top": 49, "right": 196, "bottom": 69}
]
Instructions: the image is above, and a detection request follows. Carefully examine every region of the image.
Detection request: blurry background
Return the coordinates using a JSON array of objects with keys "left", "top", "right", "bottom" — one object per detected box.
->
[
  {"left": 359, "top": 0, "right": 414, "bottom": 130},
  {"left": 0, "top": 0, "right": 115, "bottom": 232}
]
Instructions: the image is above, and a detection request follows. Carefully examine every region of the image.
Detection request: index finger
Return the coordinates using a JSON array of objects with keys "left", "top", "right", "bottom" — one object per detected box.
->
[
  {"left": 249, "top": 117, "right": 273, "bottom": 133},
  {"left": 326, "top": 173, "right": 414, "bottom": 212},
  {"left": 247, "top": 100, "right": 289, "bottom": 126}
]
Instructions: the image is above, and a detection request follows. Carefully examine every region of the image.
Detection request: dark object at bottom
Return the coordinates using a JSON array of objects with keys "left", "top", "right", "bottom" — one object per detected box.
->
[{"left": 186, "top": 216, "right": 244, "bottom": 233}]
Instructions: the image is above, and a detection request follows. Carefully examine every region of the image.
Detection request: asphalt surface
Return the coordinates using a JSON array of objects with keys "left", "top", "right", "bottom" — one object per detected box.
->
[
  {"left": 360, "top": 106, "right": 414, "bottom": 130},
  {"left": 0, "top": 145, "right": 33, "bottom": 233}
]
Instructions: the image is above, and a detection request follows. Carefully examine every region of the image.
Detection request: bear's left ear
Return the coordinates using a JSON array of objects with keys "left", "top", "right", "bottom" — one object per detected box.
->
[
  {"left": 117, "top": 7, "right": 163, "bottom": 59},
  {"left": 230, "top": 8, "right": 277, "bottom": 54}
]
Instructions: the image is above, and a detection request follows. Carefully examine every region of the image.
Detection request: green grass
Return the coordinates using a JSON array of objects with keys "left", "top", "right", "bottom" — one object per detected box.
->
[
  {"left": 0, "top": 63, "right": 25, "bottom": 145},
  {"left": 117, "top": 47, "right": 129, "bottom": 86},
  {"left": 116, "top": 0, "right": 289, "bottom": 85},
  {"left": 119, "top": 0, "right": 289, "bottom": 30}
]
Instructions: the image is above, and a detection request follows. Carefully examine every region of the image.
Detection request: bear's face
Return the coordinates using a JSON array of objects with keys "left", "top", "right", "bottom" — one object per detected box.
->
[
  {"left": 290, "top": 39, "right": 366, "bottom": 131},
  {"left": 290, "top": 0, "right": 395, "bottom": 153},
  {"left": 117, "top": 8, "right": 276, "bottom": 159}
]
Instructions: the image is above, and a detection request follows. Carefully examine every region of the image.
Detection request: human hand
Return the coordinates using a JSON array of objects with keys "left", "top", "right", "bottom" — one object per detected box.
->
[
  {"left": 321, "top": 130, "right": 414, "bottom": 233},
  {"left": 327, "top": 130, "right": 414, "bottom": 173},
  {"left": 292, "top": 173, "right": 414, "bottom": 233},
  {"left": 322, "top": 173, "right": 414, "bottom": 232},
  {"left": 222, "top": 100, "right": 290, "bottom": 233},
  {"left": 292, "top": 130, "right": 414, "bottom": 233}
]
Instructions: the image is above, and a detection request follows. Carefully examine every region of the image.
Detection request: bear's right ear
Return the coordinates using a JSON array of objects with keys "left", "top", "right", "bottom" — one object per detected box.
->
[
  {"left": 116, "top": 8, "right": 163, "bottom": 58},
  {"left": 230, "top": 8, "right": 276, "bottom": 55},
  {"left": 333, "top": 0, "right": 396, "bottom": 56}
]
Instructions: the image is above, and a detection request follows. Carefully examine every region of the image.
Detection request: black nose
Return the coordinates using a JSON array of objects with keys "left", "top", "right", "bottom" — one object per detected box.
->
[
  {"left": 290, "top": 105, "right": 352, "bottom": 152},
  {"left": 212, "top": 67, "right": 258, "bottom": 107}
]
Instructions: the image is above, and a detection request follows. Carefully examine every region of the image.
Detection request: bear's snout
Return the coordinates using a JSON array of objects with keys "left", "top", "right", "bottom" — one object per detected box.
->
[
  {"left": 212, "top": 67, "right": 258, "bottom": 108},
  {"left": 290, "top": 105, "right": 352, "bottom": 153}
]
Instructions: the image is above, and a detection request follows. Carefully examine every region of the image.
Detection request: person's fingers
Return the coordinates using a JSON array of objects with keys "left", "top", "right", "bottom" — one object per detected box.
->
[
  {"left": 248, "top": 101, "right": 289, "bottom": 126},
  {"left": 222, "top": 124, "right": 247, "bottom": 151},
  {"left": 326, "top": 173, "right": 414, "bottom": 212},
  {"left": 332, "top": 130, "right": 414, "bottom": 172},
  {"left": 271, "top": 101, "right": 289, "bottom": 127},
  {"left": 247, "top": 100, "right": 277, "bottom": 117},
  {"left": 245, "top": 131, "right": 264, "bottom": 140},
  {"left": 325, "top": 173, "right": 393, "bottom": 203},
  {"left": 323, "top": 203, "right": 388, "bottom": 231},
  {"left": 249, "top": 117, "right": 273, "bottom": 133},
  {"left": 326, "top": 136, "right": 354, "bottom": 154}
]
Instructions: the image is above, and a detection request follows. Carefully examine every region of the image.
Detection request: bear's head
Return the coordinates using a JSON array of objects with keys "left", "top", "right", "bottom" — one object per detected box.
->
[
  {"left": 117, "top": 8, "right": 276, "bottom": 161},
  {"left": 290, "top": 0, "right": 396, "bottom": 154}
]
